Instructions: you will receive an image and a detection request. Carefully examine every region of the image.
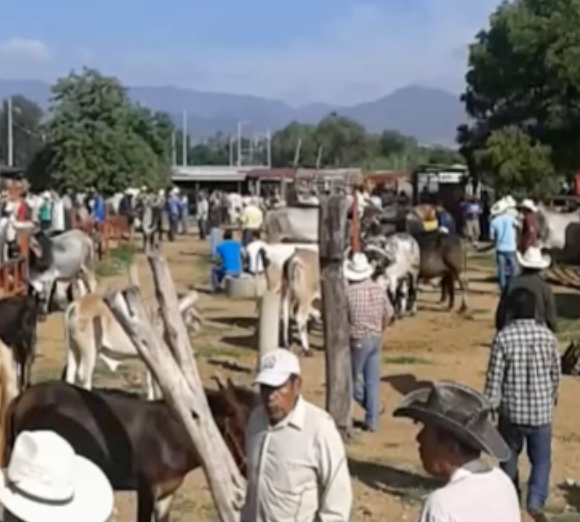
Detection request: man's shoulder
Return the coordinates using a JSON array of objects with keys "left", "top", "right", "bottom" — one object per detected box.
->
[
  {"left": 303, "top": 400, "right": 340, "bottom": 435},
  {"left": 497, "top": 320, "right": 554, "bottom": 342}
]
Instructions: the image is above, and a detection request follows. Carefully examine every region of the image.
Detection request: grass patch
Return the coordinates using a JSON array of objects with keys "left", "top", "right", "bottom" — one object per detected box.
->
[
  {"left": 96, "top": 243, "right": 138, "bottom": 278},
  {"left": 384, "top": 355, "right": 433, "bottom": 365},
  {"left": 557, "top": 317, "right": 580, "bottom": 342},
  {"left": 195, "top": 345, "right": 244, "bottom": 359}
]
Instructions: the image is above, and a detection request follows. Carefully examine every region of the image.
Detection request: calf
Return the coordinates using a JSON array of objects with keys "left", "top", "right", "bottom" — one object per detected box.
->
[
  {"left": 0, "top": 295, "right": 41, "bottom": 392},
  {"left": 63, "top": 293, "right": 202, "bottom": 399},
  {"left": 3, "top": 380, "right": 258, "bottom": 522}
]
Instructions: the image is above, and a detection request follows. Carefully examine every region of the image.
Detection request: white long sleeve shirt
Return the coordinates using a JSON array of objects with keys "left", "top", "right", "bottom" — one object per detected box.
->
[{"left": 242, "top": 397, "right": 352, "bottom": 522}]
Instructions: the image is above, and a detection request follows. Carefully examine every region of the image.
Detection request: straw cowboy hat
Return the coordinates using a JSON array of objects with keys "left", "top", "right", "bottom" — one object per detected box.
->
[
  {"left": 517, "top": 246, "right": 551, "bottom": 270},
  {"left": 490, "top": 198, "right": 506, "bottom": 216},
  {"left": 519, "top": 199, "right": 538, "bottom": 212},
  {"left": 0, "top": 431, "right": 114, "bottom": 522},
  {"left": 393, "top": 380, "right": 510, "bottom": 461},
  {"left": 343, "top": 253, "right": 374, "bottom": 282}
]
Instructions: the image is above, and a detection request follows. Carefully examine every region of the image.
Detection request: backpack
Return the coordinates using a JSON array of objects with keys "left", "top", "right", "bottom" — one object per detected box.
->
[{"left": 561, "top": 341, "right": 580, "bottom": 375}]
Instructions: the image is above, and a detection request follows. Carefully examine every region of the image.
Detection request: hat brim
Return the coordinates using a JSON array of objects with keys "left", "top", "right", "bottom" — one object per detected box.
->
[
  {"left": 254, "top": 371, "right": 292, "bottom": 387},
  {"left": 0, "top": 455, "right": 114, "bottom": 522},
  {"left": 393, "top": 388, "right": 510, "bottom": 462},
  {"left": 516, "top": 251, "right": 551, "bottom": 270},
  {"left": 343, "top": 260, "right": 374, "bottom": 281}
]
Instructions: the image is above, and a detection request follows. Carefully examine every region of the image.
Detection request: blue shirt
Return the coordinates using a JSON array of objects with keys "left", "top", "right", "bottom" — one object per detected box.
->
[
  {"left": 166, "top": 197, "right": 180, "bottom": 217},
  {"left": 93, "top": 196, "right": 105, "bottom": 224},
  {"left": 217, "top": 240, "right": 242, "bottom": 275},
  {"left": 490, "top": 214, "right": 517, "bottom": 252}
]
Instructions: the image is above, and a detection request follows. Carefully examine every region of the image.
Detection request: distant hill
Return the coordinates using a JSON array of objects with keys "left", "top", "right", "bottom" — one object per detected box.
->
[{"left": 0, "top": 79, "right": 465, "bottom": 146}]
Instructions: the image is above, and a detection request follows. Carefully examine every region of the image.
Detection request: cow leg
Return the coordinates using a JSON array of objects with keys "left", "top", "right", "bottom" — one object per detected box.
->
[
  {"left": 399, "top": 278, "right": 409, "bottom": 317},
  {"left": 446, "top": 274, "right": 456, "bottom": 310},
  {"left": 137, "top": 482, "right": 155, "bottom": 522},
  {"left": 77, "top": 343, "right": 97, "bottom": 390},
  {"left": 146, "top": 371, "right": 162, "bottom": 400},
  {"left": 296, "top": 306, "right": 312, "bottom": 356},
  {"left": 457, "top": 272, "right": 469, "bottom": 313},
  {"left": 153, "top": 493, "right": 175, "bottom": 522},
  {"left": 409, "top": 273, "right": 419, "bottom": 315}
]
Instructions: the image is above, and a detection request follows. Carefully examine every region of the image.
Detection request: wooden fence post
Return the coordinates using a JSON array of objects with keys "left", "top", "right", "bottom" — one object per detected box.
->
[
  {"left": 318, "top": 195, "right": 352, "bottom": 438},
  {"left": 257, "top": 290, "right": 281, "bottom": 370}
]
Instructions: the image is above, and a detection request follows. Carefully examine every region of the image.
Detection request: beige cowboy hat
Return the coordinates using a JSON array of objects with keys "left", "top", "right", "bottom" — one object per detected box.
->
[
  {"left": 519, "top": 199, "right": 538, "bottom": 212},
  {"left": 344, "top": 252, "right": 374, "bottom": 282},
  {"left": 393, "top": 380, "right": 510, "bottom": 461},
  {"left": 517, "top": 246, "right": 551, "bottom": 270},
  {"left": 490, "top": 199, "right": 507, "bottom": 216},
  {"left": 0, "top": 431, "right": 114, "bottom": 522}
]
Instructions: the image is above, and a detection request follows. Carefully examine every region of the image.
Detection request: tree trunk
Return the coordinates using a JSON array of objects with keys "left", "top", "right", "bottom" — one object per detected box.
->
[
  {"left": 318, "top": 195, "right": 352, "bottom": 438},
  {"left": 257, "top": 289, "right": 281, "bottom": 369},
  {"left": 104, "top": 254, "right": 245, "bottom": 522}
]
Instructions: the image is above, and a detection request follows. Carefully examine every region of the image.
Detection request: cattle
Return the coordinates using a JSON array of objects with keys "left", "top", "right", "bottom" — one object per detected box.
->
[
  {"left": 2, "top": 380, "right": 257, "bottom": 522},
  {"left": 63, "top": 292, "right": 203, "bottom": 399},
  {"left": 137, "top": 195, "right": 163, "bottom": 254},
  {"left": 28, "top": 229, "right": 97, "bottom": 315},
  {"left": 415, "top": 231, "right": 468, "bottom": 312},
  {"left": 264, "top": 206, "right": 320, "bottom": 243},
  {"left": 364, "top": 233, "right": 420, "bottom": 317},
  {"left": 535, "top": 203, "right": 580, "bottom": 264},
  {"left": 0, "top": 295, "right": 41, "bottom": 392}
]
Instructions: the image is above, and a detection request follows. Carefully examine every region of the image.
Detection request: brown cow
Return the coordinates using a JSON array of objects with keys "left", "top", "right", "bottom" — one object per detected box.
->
[{"left": 2, "top": 379, "right": 258, "bottom": 522}]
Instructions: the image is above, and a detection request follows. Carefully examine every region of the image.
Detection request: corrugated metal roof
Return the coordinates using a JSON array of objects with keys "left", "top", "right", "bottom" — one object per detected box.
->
[{"left": 171, "top": 165, "right": 269, "bottom": 182}]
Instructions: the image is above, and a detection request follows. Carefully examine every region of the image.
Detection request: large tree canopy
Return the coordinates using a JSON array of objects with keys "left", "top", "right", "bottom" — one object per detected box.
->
[
  {"left": 460, "top": 0, "right": 580, "bottom": 192},
  {"left": 40, "top": 68, "right": 173, "bottom": 194}
]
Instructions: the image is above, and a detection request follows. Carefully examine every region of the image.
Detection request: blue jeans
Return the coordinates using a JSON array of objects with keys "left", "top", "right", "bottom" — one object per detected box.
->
[
  {"left": 350, "top": 337, "right": 381, "bottom": 431},
  {"left": 497, "top": 251, "right": 519, "bottom": 291},
  {"left": 498, "top": 417, "right": 552, "bottom": 512}
]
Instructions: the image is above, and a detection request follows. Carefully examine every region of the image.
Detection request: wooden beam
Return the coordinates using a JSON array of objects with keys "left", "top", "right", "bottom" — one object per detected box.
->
[{"left": 318, "top": 194, "right": 352, "bottom": 438}]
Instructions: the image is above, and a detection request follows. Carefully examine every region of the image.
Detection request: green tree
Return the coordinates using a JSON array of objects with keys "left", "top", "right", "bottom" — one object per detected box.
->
[
  {"left": 461, "top": 0, "right": 580, "bottom": 187},
  {"left": 42, "top": 67, "right": 174, "bottom": 194},
  {"left": 478, "top": 125, "right": 556, "bottom": 197},
  {"left": 271, "top": 122, "right": 318, "bottom": 167},
  {"left": 0, "top": 95, "right": 45, "bottom": 168}
]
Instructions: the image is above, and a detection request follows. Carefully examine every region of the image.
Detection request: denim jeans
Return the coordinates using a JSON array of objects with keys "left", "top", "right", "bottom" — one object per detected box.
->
[
  {"left": 350, "top": 337, "right": 381, "bottom": 431},
  {"left": 498, "top": 416, "right": 552, "bottom": 512},
  {"left": 497, "top": 251, "right": 519, "bottom": 292}
]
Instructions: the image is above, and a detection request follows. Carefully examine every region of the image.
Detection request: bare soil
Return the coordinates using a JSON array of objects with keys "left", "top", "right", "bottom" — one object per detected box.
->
[{"left": 31, "top": 236, "right": 580, "bottom": 521}]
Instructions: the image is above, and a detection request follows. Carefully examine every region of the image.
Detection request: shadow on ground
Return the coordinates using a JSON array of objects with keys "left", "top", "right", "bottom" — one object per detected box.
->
[
  {"left": 382, "top": 374, "right": 432, "bottom": 396},
  {"left": 348, "top": 458, "right": 440, "bottom": 504},
  {"left": 555, "top": 293, "right": 580, "bottom": 321}
]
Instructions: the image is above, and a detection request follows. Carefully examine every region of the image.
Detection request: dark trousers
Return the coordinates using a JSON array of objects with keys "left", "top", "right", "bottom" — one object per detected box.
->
[
  {"left": 198, "top": 219, "right": 207, "bottom": 240},
  {"left": 498, "top": 416, "right": 552, "bottom": 512}
]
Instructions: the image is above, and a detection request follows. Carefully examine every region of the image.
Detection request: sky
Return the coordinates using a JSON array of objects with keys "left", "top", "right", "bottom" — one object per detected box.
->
[{"left": 0, "top": 0, "right": 500, "bottom": 106}]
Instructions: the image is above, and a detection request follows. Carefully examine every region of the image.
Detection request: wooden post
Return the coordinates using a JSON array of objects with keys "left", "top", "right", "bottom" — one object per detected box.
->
[
  {"left": 351, "top": 188, "right": 360, "bottom": 253},
  {"left": 318, "top": 195, "right": 352, "bottom": 438},
  {"left": 257, "top": 290, "right": 281, "bottom": 370}
]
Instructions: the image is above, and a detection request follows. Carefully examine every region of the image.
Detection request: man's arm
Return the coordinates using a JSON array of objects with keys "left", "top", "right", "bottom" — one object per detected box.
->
[
  {"left": 483, "top": 335, "right": 506, "bottom": 409},
  {"left": 382, "top": 291, "right": 395, "bottom": 329},
  {"left": 316, "top": 421, "right": 352, "bottom": 522}
]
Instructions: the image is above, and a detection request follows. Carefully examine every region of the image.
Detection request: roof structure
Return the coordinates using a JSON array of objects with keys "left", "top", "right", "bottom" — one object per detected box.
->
[{"left": 171, "top": 165, "right": 269, "bottom": 182}]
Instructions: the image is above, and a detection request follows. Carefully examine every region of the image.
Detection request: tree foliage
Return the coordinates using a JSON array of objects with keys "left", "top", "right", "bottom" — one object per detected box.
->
[
  {"left": 460, "top": 0, "right": 580, "bottom": 192},
  {"left": 36, "top": 68, "right": 174, "bottom": 194}
]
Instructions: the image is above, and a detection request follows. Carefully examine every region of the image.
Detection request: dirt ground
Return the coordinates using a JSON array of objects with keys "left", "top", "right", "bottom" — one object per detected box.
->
[{"left": 31, "top": 235, "right": 580, "bottom": 521}]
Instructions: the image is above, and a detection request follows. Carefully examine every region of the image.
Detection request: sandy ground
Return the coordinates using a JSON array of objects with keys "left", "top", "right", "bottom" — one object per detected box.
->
[{"left": 29, "top": 235, "right": 580, "bottom": 521}]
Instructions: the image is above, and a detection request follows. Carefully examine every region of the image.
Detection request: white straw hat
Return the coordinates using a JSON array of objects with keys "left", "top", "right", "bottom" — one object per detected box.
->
[
  {"left": 344, "top": 252, "right": 374, "bottom": 281},
  {"left": 516, "top": 246, "right": 551, "bottom": 270}
]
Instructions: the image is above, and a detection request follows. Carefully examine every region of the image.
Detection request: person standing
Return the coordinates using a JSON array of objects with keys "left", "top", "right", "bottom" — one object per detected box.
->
[
  {"left": 39, "top": 191, "right": 52, "bottom": 231},
  {"left": 196, "top": 193, "right": 209, "bottom": 240},
  {"left": 179, "top": 194, "right": 189, "bottom": 235},
  {"left": 484, "top": 287, "right": 560, "bottom": 522},
  {"left": 240, "top": 198, "right": 263, "bottom": 247},
  {"left": 461, "top": 195, "right": 481, "bottom": 244},
  {"left": 344, "top": 253, "right": 394, "bottom": 432},
  {"left": 495, "top": 246, "right": 556, "bottom": 332},
  {"left": 393, "top": 381, "right": 521, "bottom": 522},
  {"left": 242, "top": 349, "right": 352, "bottom": 522},
  {"left": 243, "top": 230, "right": 267, "bottom": 275},
  {"left": 488, "top": 198, "right": 519, "bottom": 291},
  {"left": 518, "top": 199, "right": 539, "bottom": 253}
]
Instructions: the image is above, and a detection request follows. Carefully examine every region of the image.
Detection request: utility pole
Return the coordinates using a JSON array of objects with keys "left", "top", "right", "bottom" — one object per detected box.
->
[
  {"left": 171, "top": 131, "right": 177, "bottom": 166},
  {"left": 182, "top": 110, "right": 188, "bottom": 166},
  {"left": 229, "top": 137, "right": 235, "bottom": 166},
  {"left": 266, "top": 128, "right": 272, "bottom": 168},
  {"left": 236, "top": 121, "right": 243, "bottom": 167},
  {"left": 7, "top": 97, "right": 13, "bottom": 167}
]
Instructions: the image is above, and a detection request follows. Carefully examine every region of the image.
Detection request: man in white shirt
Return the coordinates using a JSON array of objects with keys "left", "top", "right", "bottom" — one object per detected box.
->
[
  {"left": 393, "top": 380, "right": 521, "bottom": 522},
  {"left": 242, "top": 349, "right": 352, "bottom": 522},
  {"left": 244, "top": 231, "right": 267, "bottom": 275}
]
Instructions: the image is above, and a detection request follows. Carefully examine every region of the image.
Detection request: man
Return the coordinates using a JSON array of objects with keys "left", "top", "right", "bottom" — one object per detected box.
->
[
  {"left": 345, "top": 253, "right": 394, "bottom": 432},
  {"left": 489, "top": 197, "right": 519, "bottom": 291},
  {"left": 244, "top": 230, "right": 267, "bottom": 275},
  {"left": 196, "top": 192, "right": 209, "bottom": 240},
  {"left": 179, "top": 193, "right": 189, "bottom": 235},
  {"left": 211, "top": 230, "right": 242, "bottom": 292},
  {"left": 165, "top": 188, "right": 180, "bottom": 241},
  {"left": 485, "top": 288, "right": 560, "bottom": 522},
  {"left": 242, "top": 349, "right": 352, "bottom": 522},
  {"left": 38, "top": 191, "right": 52, "bottom": 231},
  {"left": 0, "top": 430, "right": 114, "bottom": 522},
  {"left": 518, "top": 198, "right": 539, "bottom": 253},
  {"left": 240, "top": 198, "right": 263, "bottom": 247},
  {"left": 393, "top": 380, "right": 521, "bottom": 522},
  {"left": 495, "top": 245, "right": 556, "bottom": 332},
  {"left": 461, "top": 195, "right": 481, "bottom": 243}
]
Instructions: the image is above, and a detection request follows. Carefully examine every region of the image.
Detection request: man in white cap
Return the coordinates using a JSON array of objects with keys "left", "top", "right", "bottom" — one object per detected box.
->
[
  {"left": 242, "top": 348, "right": 352, "bottom": 522},
  {"left": 344, "top": 252, "right": 394, "bottom": 432},
  {"left": 0, "top": 430, "right": 114, "bottom": 522}
]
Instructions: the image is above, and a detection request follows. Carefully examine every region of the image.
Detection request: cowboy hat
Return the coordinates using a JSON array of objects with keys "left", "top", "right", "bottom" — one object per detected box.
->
[
  {"left": 393, "top": 380, "right": 510, "bottom": 461},
  {"left": 504, "top": 195, "right": 516, "bottom": 208},
  {"left": 517, "top": 246, "right": 551, "bottom": 270},
  {"left": 519, "top": 199, "right": 538, "bottom": 212},
  {"left": 344, "top": 253, "right": 374, "bottom": 281},
  {"left": 0, "top": 431, "right": 114, "bottom": 522},
  {"left": 490, "top": 198, "right": 507, "bottom": 216}
]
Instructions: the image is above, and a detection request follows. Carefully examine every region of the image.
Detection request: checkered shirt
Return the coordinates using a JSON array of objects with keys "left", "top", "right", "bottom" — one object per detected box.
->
[
  {"left": 346, "top": 279, "right": 393, "bottom": 339},
  {"left": 484, "top": 319, "right": 560, "bottom": 426}
]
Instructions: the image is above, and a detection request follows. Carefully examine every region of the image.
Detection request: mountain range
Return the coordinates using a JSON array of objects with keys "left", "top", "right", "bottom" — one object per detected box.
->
[{"left": 0, "top": 79, "right": 465, "bottom": 146}]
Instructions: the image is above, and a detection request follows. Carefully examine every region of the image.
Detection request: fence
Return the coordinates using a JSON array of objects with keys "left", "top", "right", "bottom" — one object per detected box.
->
[
  {"left": 71, "top": 211, "right": 131, "bottom": 258},
  {"left": 0, "top": 234, "right": 29, "bottom": 299}
]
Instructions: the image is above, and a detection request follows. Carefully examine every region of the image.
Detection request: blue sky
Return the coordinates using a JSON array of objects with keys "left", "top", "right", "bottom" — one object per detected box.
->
[{"left": 0, "top": 0, "right": 500, "bottom": 105}]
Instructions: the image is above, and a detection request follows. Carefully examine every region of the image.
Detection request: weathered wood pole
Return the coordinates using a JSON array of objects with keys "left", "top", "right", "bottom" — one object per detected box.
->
[
  {"left": 258, "top": 289, "right": 281, "bottom": 368},
  {"left": 351, "top": 187, "right": 360, "bottom": 253},
  {"left": 318, "top": 194, "right": 352, "bottom": 438}
]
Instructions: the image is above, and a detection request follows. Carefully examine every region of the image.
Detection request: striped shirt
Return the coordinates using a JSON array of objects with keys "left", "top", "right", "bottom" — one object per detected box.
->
[{"left": 346, "top": 279, "right": 393, "bottom": 339}]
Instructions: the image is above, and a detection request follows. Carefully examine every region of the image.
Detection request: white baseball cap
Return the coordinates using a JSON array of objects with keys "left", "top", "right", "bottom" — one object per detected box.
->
[{"left": 254, "top": 349, "right": 301, "bottom": 387}]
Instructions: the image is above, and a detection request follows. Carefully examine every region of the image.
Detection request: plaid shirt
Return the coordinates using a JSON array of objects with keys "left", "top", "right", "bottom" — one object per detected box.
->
[
  {"left": 484, "top": 319, "right": 560, "bottom": 426},
  {"left": 346, "top": 279, "right": 393, "bottom": 339}
]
